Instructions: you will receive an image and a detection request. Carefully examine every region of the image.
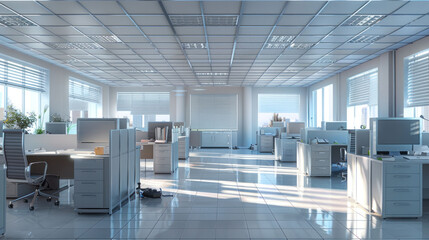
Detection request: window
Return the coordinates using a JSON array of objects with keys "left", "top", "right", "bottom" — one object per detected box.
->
[
  {"left": 69, "top": 78, "right": 102, "bottom": 133},
  {"left": 404, "top": 49, "right": 429, "bottom": 131},
  {"left": 0, "top": 55, "right": 47, "bottom": 131},
  {"left": 310, "top": 84, "right": 333, "bottom": 127},
  {"left": 116, "top": 92, "right": 170, "bottom": 130},
  {"left": 347, "top": 68, "right": 378, "bottom": 129},
  {"left": 258, "top": 94, "right": 300, "bottom": 127}
]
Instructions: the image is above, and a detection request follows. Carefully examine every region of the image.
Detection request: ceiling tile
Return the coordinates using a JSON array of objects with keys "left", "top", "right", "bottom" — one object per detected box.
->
[
  {"left": 240, "top": 15, "right": 277, "bottom": 26},
  {"left": 243, "top": 2, "right": 285, "bottom": 14},
  {"left": 203, "top": 2, "right": 241, "bottom": 15},
  {"left": 278, "top": 15, "right": 312, "bottom": 26},
  {"left": 310, "top": 15, "right": 348, "bottom": 26},
  {"left": 120, "top": 1, "right": 163, "bottom": 14},
  {"left": 80, "top": 1, "right": 124, "bottom": 14},
  {"left": 393, "top": 2, "right": 429, "bottom": 14},
  {"left": 163, "top": 1, "right": 200, "bottom": 14},
  {"left": 2, "top": 1, "right": 51, "bottom": 14},
  {"left": 40, "top": 1, "right": 88, "bottom": 14},
  {"left": 320, "top": 1, "right": 366, "bottom": 15},
  {"left": 283, "top": 1, "right": 326, "bottom": 14},
  {"left": 376, "top": 15, "right": 421, "bottom": 26},
  {"left": 357, "top": 1, "right": 406, "bottom": 15},
  {"left": 96, "top": 15, "right": 134, "bottom": 26}
]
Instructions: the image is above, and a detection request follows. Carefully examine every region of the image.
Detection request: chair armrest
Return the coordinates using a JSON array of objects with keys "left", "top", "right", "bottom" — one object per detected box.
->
[{"left": 26, "top": 161, "right": 48, "bottom": 180}]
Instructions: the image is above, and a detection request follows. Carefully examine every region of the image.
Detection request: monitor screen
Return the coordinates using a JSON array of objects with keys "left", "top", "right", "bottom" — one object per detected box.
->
[
  {"left": 377, "top": 119, "right": 420, "bottom": 145},
  {"left": 77, "top": 119, "right": 118, "bottom": 144},
  {"left": 287, "top": 122, "right": 305, "bottom": 135}
]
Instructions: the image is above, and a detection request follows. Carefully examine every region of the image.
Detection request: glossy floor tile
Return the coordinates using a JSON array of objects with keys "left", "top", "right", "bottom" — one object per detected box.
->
[{"left": 4, "top": 148, "right": 429, "bottom": 239}]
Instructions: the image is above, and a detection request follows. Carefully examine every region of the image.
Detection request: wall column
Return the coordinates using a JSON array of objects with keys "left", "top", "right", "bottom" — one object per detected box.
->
[
  {"left": 243, "top": 86, "right": 253, "bottom": 147},
  {"left": 175, "top": 86, "right": 186, "bottom": 123}
]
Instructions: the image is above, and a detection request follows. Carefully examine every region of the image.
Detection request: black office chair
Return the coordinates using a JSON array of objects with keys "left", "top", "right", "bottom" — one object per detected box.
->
[
  {"left": 339, "top": 147, "right": 347, "bottom": 181},
  {"left": 3, "top": 129, "right": 59, "bottom": 210}
]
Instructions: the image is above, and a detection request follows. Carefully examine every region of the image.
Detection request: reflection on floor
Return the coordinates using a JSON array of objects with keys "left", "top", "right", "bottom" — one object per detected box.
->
[{"left": 5, "top": 148, "right": 429, "bottom": 239}]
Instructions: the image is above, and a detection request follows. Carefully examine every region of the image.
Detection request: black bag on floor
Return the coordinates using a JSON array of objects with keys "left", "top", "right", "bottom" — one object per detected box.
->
[{"left": 140, "top": 188, "right": 162, "bottom": 198}]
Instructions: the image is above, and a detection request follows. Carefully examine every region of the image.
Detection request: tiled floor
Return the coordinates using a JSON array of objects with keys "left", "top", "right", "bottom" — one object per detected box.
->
[{"left": 4, "top": 148, "right": 429, "bottom": 239}]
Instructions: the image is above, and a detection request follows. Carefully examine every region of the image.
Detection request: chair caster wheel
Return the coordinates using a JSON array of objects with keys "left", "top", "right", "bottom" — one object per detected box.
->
[
  {"left": 8, "top": 203, "right": 13, "bottom": 208},
  {"left": 54, "top": 200, "right": 60, "bottom": 206},
  {"left": 47, "top": 197, "right": 52, "bottom": 202},
  {"left": 29, "top": 206, "right": 34, "bottom": 211}
]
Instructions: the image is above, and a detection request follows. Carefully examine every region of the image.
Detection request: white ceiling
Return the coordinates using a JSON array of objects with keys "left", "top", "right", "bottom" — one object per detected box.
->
[{"left": 0, "top": 1, "right": 428, "bottom": 87}]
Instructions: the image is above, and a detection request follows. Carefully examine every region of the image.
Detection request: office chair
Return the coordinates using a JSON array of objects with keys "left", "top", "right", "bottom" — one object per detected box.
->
[
  {"left": 3, "top": 129, "right": 59, "bottom": 211},
  {"left": 339, "top": 147, "right": 348, "bottom": 182}
]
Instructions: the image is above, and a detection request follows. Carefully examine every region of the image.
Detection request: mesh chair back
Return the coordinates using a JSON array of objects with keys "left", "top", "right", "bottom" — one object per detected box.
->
[{"left": 3, "top": 129, "right": 27, "bottom": 180}]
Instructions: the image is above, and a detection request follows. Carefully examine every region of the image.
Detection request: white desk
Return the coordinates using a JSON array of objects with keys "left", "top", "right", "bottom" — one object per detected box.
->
[
  {"left": 275, "top": 138, "right": 299, "bottom": 162},
  {"left": 348, "top": 153, "right": 429, "bottom": 218}
]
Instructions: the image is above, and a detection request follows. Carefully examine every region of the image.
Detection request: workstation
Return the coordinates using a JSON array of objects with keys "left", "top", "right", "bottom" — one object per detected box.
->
[{"left": 1, "top": 1, "right": 429, "bottom": 239}]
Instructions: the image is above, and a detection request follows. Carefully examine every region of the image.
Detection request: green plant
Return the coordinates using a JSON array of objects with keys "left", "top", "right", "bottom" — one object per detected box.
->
[
  {"left": 35, "top": 105, "right": 49, "bottom": 134},
  {"left": 50, "top": 113, "right": 69, "bottom": 123},
  {"left": 4, "top": 105, "right": 37, "bottom": 130}
]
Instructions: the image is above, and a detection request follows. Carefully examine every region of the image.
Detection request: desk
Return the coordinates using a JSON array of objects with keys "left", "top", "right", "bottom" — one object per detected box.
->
[
  {"left": 275, "top": 138, "right": 299, "bottom": 162},
  {"left": 348, "top": 153, "right": 427, "bottom": 218},
  {"left": 297, "top": 142, "right": 348, "bottom": 176}
]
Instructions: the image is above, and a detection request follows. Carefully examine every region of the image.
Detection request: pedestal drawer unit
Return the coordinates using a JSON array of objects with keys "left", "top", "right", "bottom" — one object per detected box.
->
[{"left": 308, "top": 145, "right": 331, "bottom": 176}]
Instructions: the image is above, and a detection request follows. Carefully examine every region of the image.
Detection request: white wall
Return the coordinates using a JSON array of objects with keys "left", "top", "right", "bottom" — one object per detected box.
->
[{"left": 0, "top": 45, "right": 110, "bottom": 118}]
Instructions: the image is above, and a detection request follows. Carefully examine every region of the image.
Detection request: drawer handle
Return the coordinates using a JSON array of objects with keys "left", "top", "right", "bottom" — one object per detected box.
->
[
  {"left": 393, "top": 202, "right": 410, "bottom": 206},
  {"left": 394, "top": 165, "right": 411, "bottom": 168},
  {"left": 393, "top": 175, "right": 411, "bottom": 178},
  {"left": 393, "top": 189, "right": 410, "bottom": 192},
  {"left": 81, "top": 182, "right": 96, "bottom": 185}
]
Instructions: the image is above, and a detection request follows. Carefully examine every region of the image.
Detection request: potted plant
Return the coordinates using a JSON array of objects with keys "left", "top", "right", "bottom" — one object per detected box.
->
[
  {"left": 34, "top": 105, "right": 49, "bottom": 134},
  {"left": 46, "top": 113, "right": 70, "bottom": 134},
  {"left": 3, "top": 105, "right": 37, "bottom": 132}
]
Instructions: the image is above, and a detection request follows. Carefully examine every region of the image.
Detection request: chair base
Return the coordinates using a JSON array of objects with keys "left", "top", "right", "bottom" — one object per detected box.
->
[{"left": 8, "top": 188, "right": 59, "bottom": 211}]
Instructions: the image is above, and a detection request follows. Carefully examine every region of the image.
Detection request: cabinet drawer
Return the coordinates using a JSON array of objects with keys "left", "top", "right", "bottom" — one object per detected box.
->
[
  {"left": 74, "top": 159, "right": 103, "bottom": 169},
  {"left": 311, "top": 151, "right": 329, "bottom": 158},
  {"left": 385, "top": 173, "right": 420, "bottom": 187},
  {"left": 75, "top": 181, "right": 103, "bottom": 193},
  {"left": 385, "top": 164, "right": 420, "bottom": 174},
  {"left": 385, "top": 187, "right": 420, "bottom": 201},
  {"left": 75, "top": 169, "right": 103, "bottom": 181},
  {"left": 154, "top": 164, "right": 172, "bottom": 173},
  {"left": 154, "top": 157, "right": 171, "bottom": 165},
  {"left": 312, "top": 158, "right": 330, "bottom": 167},
  {"left": 311, "top": 145, "right": 329, "bottom": 151},
  {"left": 74, "top": 193, "right": 104, "bottom": 208},
  {"left": 155, "top": 144, "right": 171, "bottom": 150},
  {"left": 155, "top": 150, "right": 171, "bottom": 158},
  {"left": 311, "top": 166, "right": 330, "bottom": 176},
  {"left": 385, "top": 201, "right": 421, "bottom": 216}
]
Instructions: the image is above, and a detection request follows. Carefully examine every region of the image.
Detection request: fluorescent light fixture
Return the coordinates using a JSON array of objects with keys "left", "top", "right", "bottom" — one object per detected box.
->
[
  {"left": 123, "top": 69, "right": 156, "bottom": 73},
  {"left": 170, "top": 15, "right": 238, "bottom": 26},
  {"left": 181, "top": 42, "right": 206, "bottom": 49},
  {"left": 193, "top": 88, "right": 206, "bottom": 91},
  {"left": 0, "top": 15, "right": 36, "bottom": 26},
  {"left": 316, "top": 59, "right": 336, "bottom": 64},
  {"left": 200, "top": 82, "right": 227, "bottom": 85},
  {"left": 171, "top": 89, "right": 187, "bottom": 93},
  {"left": 344, "top": 15, "right": 385, "bottom": 26},
  {"left": 289, "top": 43, "right": 315, "bottom": 49},
  {"left": 270, "top": 35, "right": 294, "bottom": 43},
  {"left": 195, "top": 72, "right": 228, "bottom": 76},
  {"left": 89, "top": 35, "right": 122, "bottom": 43},
  {"left": 265, "top": 43, "right": 288, "bottom": 49},
  {"left": 48, "top": 42, "right": 104, "bottom": 49},
  {"left": 348, "top": 35, "right": 381, "bottom": 43}
]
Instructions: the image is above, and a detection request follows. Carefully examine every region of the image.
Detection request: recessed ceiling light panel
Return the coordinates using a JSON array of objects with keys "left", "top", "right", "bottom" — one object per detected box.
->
[
  {"left": 170, "top": 15, "right": 238, "bottom": 26},
  {"left": 348, "top": 35, "right": 381, "bottom": 43},
  {"left": 270, "top": 35, "right": 294, "bottom": 43},
  {"left": 48, "top": 42, "right": 104, "bottom": 49},
  {"left": 265, "top": 43, "right": 289, "bottom": 49},
  {"left": 289, "top": 43, "right": 315, "bottom": 49},
  {"left": 0, "top": 15, "right": 36, "bottom": 26},
  {"left": 343, "top": 15, "right": 385, "bottom": 26},
  {"left": 89, "top": 35, "right": 122, "bottom": 43},
  {"left": 181, "top": 42, "right": 206, "bottom": 49},
  {"left": 196, "top": 72, "right": 228, "bottom": 76}
]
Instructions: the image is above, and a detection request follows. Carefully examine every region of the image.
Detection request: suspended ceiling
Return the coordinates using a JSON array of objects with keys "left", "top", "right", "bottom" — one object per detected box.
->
[{"left": 0, "top": 1, "right": 428, "bottom": 87}]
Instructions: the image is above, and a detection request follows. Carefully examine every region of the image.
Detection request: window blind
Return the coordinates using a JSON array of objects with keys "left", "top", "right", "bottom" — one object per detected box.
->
[
  {"left": 0, "top": 56, "right": 47, "bottom": 92},
  {"left": 190, "top": 94, "right": 238, "bottom": 130},
  {"left": 258, "top": 94, "right": 300, "bottom": 113},
  {"left": 405, "top": 50, "right": 429, "bottom": 107},
  {"left": 347, "top": 68, "right": 378, "bottom": 107},
  {"left": 69, "top": 78, "right": 101, "bottom": 103},
  {"left": 117, "top": 92, "right": 170, "bottom": 115}
]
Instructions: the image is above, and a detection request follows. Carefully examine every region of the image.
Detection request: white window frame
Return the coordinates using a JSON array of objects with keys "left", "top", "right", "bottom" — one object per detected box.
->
[{"left": 310, "top": 84, "right": 333, "bottom": 127}]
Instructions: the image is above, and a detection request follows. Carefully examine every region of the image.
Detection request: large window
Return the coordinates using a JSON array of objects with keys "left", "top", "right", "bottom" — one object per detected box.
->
[
  {"left": 347, "top": 68, "right": 378, "bottom": 129},
  {"left": 116, "top": 92, "right": 170, "bottom": 130},
  {"left": 258, "top": 94, "right": 300, "bottom": 127},
  {"left": 310, "top": 84, "right": 333, "bottom": 127},
  {"left": 69, "top": 78, "right": 102, "bottom": 133},
  {"left": 404, "top": 49, "right": 429, "bottom": 132},
  {"left": 0, "top": 55, "right": 47, "bottom": 131}
]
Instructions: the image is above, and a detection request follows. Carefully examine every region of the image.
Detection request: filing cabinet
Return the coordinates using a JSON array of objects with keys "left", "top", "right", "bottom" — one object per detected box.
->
[
  {"left": 308, "top": 145, "right": 331, "bottom": 176},
  {"left": 154, "top": 143, "right": 178, "bottom": 174},
  {"left": 259, "top": 135, "right": 274, "bottom": 153},
  {"left": 178, "top": 136, "right": 189, "bottom": 160}
]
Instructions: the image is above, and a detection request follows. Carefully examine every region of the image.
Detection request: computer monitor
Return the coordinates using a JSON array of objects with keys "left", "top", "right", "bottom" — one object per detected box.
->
[
  {"left": 372, "top": 118, "right": 421, "bottom": 155},
  {"left": 77, "top": 118, "right": 119, "bottom": 150},
  {"left": 287, "top": 122, "right": 305, "bottom": 137}
]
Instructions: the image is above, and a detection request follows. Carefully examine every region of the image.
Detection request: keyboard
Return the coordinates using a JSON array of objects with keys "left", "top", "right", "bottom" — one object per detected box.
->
[{"left": 404, "top": 156, "right": 429, "bottom": 160}]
